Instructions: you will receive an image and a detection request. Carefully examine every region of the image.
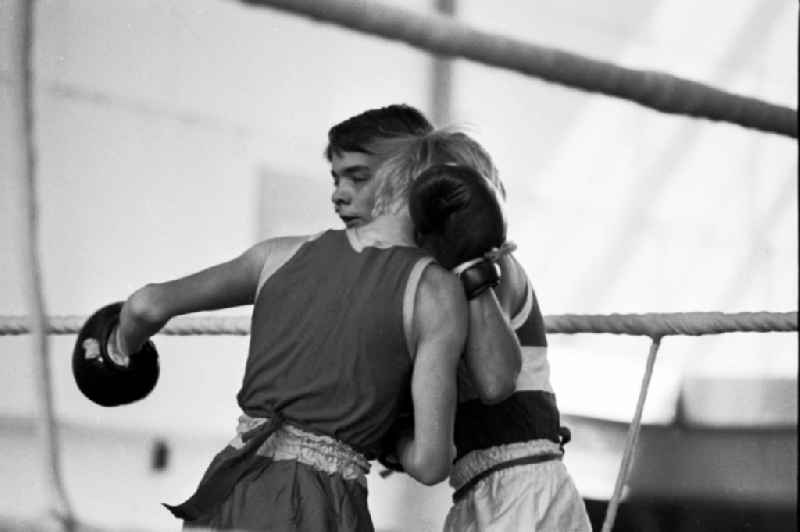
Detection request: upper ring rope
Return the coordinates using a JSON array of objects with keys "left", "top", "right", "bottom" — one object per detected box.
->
[
  {"left": 241, "top": 0, "right": 797, "bottom": 138},
  {"left": 0, "top": 311, "right": 795, "bottom": 338}
]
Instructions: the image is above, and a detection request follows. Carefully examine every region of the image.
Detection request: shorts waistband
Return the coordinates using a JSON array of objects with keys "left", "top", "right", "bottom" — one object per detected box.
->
[
  {"left": 164, "top": 413, "right": 371, "bottom": 522},
  {"left": 450, "top": 439, "right": 563, "bottom": 493},
  {"left": 232, "top": 415, "right": 371, "bottom": 487}
]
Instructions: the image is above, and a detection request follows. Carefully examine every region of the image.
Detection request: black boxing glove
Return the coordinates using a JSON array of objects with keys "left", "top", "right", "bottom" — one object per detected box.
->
[
  {"left": 409, "top": 163, "right": 510, "bottom": 297},
  {"left": 72, "top": 302, "right": 160, "bottom": 407}
]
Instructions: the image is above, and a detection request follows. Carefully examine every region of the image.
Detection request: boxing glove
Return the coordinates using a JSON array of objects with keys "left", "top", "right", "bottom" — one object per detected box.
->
[
  {"left": 72, "top": 302, "right": 159, "bottom": 407},
  {"left": 409, "top": 163, "right": 508, "bottom": 299}
]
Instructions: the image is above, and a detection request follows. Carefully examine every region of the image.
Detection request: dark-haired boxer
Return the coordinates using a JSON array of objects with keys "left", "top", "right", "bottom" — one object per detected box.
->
[{"left": 110, "top": 152, "right": 468, "bottom": 530}]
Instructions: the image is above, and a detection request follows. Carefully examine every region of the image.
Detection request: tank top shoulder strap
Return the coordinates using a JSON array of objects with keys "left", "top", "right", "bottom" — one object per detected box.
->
[
  {"left": 402, "top": 255, "right": 435, "bottom": 362},
  {"left": 255, "top": 231, "right": 325, "bottom": 299},
  {"left": 509, "top": 277, "right": 534, "bottom": 330}
]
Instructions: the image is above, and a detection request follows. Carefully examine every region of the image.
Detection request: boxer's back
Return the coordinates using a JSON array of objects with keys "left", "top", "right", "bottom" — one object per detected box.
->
[{"left": 238, "top": 229, "right": 429, "bottom": 457}]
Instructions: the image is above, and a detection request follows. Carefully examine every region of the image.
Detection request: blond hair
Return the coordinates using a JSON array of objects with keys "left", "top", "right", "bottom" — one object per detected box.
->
[{"left": 369, "top": 129, "right": 506, "bottom": 217}]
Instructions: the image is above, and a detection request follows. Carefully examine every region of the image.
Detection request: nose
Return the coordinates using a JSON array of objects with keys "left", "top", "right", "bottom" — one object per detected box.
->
[{"left": 331, "top": 182, "right": 351, "bottom": 206}]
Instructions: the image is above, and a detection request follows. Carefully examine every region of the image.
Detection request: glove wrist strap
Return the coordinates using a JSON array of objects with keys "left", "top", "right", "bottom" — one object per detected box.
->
[
  {"left": 451, "top": 240, "right": 514, "bottom": 300},
  {"left": 452, "top": 256, "right": 484, "bottom": 276},
  {"left": 458, "top": 259, "right": 501, "bottom": 300}
]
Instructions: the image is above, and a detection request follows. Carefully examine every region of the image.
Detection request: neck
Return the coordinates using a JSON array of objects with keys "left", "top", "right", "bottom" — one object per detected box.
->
[{"left": 349, "top": 212, "right": 416, "bottom": 250}]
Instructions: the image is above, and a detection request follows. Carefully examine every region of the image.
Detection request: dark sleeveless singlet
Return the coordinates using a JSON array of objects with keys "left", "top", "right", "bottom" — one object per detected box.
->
[
  {"left": 237, "top": 229, "right": 429, "bottom": 458},
  {"left": 453, "top": 285, "right": 562, "bottom": 460},
  {"left": 165, "top": 230, "right": 431, "bottom": 528}
]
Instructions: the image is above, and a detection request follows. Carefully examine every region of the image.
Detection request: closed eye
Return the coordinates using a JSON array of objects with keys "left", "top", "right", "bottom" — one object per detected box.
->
[{"left": 340, "top": 165, "right": 371, "bottom": 182}]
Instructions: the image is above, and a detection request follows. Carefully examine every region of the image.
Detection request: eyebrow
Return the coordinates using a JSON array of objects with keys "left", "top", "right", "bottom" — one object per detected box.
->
[{"left": 331, "top": 165, "right": 371, "bottom": 179}]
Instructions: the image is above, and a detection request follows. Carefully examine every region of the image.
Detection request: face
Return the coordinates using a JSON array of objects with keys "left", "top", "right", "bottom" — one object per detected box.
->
[{"left": 329, "top": 151, "right": 380, "bottom": 228}]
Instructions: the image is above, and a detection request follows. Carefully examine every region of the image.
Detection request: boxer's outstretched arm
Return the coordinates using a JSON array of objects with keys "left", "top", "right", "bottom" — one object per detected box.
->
[
  {"left": 397, "top": 264, "right": 467, "bottom": 485},
  {"left": 116, "top": 241, "right": 270, "bottom": 354}
]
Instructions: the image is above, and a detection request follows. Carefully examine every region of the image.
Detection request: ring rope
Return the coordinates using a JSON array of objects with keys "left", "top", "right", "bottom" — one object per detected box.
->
[
  {"left": 0, "top": 311, "right": 795, "bottom": 337},
  {"left": 10, "top": 0, "right": 75, "bottom": 529},
  {"left": 545, "top": 311, "right": 797, "bottom": 337},
  {"left": 601, "top": 338, "right": 662, "bottom": 532},
  {"left": 242, "top": 0, "right": 797, "bottom": 138},
  {"left": 3, "top": 309, "right": 793, "bottom": 532}
]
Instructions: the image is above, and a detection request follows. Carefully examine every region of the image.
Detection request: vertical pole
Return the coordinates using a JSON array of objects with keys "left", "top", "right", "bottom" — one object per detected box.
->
[
  {"left": 430, "top": 0, "right": 455, "bottom": 126},
  {"left": 9, "top": 0, "right": 75, "bottom": 529}
]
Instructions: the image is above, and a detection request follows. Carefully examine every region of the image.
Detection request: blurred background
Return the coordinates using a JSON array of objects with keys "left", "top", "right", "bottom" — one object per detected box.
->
[{"left": 1, "top": 0, "right": 797, "bottom": 530}]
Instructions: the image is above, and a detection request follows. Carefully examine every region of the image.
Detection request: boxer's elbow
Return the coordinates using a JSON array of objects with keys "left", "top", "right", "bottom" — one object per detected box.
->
[
  {"left": 477, "top": 372, "right": 517, "bottom": 405},
  {"left": 467, "top": 333, "right": 522, "bottom": 404},
  {"left": 406, "top": 457, "right": 450, "bottom": 486},
  {"left": 473, "top": 359, "right": 519, "bottom": 404},
  {"left": 478, "top": 378, "right": 516, "bottom": 405},
  {"left": 415, "top": 469, "right": 448, "bottom": 486},
  {"left": 403, "top": 445, "right": 452, "bottom": 485}
]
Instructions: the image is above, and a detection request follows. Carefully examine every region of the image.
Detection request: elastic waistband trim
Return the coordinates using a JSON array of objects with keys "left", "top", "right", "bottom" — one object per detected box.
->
[
  {"left": 233, "top": 415, "right": 371, "bottom": 487},
  {"left": 452, "top": 452, "right": 561, "bottom": 503},
  {"left": 450, "top": 439, "right": 562, "bottom": 491}
]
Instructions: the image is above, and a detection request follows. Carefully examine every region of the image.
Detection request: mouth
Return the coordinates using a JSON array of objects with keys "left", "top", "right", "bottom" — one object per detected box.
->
[{"left": 339, "top": 215, "right": 362, "bottom": 228}]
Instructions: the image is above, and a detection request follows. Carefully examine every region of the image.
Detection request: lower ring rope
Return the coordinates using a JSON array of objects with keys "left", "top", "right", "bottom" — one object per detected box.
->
[
  {"left": 0, "top": 311, "right": 795, "bottom": 337},
  {"left": 546, "top": 311, "right": 798, "bottom": 336}
]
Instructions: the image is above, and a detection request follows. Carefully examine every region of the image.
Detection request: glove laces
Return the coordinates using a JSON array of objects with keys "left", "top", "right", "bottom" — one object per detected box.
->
[{"left": 452, "top": 241, "right": 517, "bottom": 275}]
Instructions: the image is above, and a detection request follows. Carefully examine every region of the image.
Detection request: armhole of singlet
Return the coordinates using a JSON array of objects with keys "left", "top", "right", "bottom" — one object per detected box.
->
[
  {"left": 254, "top": 231, "right": 325, "bottom": 300},
  {"left": 403, "top": 256, "right": 435, "bottom": 363},
  {"left": 509, "top": 277, "right": 534, "bottom": 330}
]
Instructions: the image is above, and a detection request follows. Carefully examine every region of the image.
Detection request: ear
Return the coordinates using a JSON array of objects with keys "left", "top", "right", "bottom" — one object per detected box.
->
[{"left": 414, "top": 229, "right": 424, "bottom": 246}]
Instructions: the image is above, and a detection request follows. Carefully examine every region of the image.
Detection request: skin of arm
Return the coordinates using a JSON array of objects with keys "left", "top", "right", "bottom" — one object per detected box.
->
[
  {"left": 395, "top": 264, "right": 467, "bottom": 485},
  {"left": 116, "top": 241, "right": 270, "bottom": 355},
  {"left": 463, "top": 286, "right": 521, "bottom": 404},
  {"left": 461, "top": 253, "right": 525, "bottom": 404}
]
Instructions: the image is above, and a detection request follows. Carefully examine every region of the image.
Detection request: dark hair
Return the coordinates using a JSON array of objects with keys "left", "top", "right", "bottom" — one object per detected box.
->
[
  {"left": 409, "top": 164, "right": 506, "bottom": 269},
  {"left": 324, "top": 104, "right": 433, "bottom": 161}
]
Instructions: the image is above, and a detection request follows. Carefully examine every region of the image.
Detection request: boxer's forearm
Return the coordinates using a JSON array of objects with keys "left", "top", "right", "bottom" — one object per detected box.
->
[
  {"left": 465, "top": 289, "right": 521, "bottom": 404},
  {"left": 402, "top": 266, "right": 464, "bottom": 486},
  {"left": 117, "top": 284, "right": 170, "bottom": 355},
  {"left": 115, "top": 243, "right": 267, "bottom": 355}
]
